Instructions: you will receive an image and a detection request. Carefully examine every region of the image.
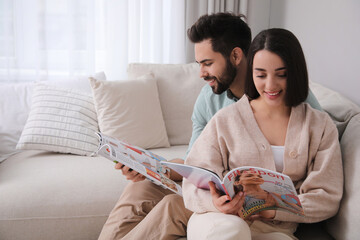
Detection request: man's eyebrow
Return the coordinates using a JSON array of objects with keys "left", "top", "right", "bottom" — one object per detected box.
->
[{"left": 196, "top": 59, "right": 212, "bottom": 64}]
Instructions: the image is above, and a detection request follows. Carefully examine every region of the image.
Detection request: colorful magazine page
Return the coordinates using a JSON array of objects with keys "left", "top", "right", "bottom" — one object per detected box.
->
[{"left": 96, "top": 132, "right": 182, "bottom": 196}]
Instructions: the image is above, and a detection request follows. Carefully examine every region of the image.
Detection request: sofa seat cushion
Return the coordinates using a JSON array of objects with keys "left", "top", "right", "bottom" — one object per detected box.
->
[
  {"left": 0, "top": 150, "right": 127, "bottom": 239},
  {"left": 149, "top": 144, "right": 189, "bottom": 160},
  {"left": 0, "top": 145, "right": 188, "bottom": 240}
]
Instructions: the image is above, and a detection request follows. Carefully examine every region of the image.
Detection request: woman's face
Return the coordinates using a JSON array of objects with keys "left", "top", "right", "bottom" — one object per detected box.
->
[
  {"left": 252, "top": 50, "right": 287, "bottom": 107},
  {"left": 240, "top": 171, "right": 264, "bottom": 185}
]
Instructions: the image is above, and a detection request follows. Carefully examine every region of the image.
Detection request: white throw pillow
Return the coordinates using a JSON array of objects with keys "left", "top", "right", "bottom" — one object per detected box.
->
[
  {"left": 89, "top": 76, "right": 170, "bottom": 149},
  {"left": 16, "top": 83, "right": 99, "bottom": 156},
  {"left": 127, "top": 63, "right": 205, "bottom": 145},
  {"left": 0, "top": 72, "right": 106, "bottom": 162}
]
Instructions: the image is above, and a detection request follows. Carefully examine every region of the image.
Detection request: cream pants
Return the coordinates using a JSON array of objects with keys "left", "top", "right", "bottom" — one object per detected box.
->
[
  {"left": 187, "top": 212, "right": 298, "bottom": 240},
  {"left": 98, "top": 180, "right": 297, "bottom": 240}
]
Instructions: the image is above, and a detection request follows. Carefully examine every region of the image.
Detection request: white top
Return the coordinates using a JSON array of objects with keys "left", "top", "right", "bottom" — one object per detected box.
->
[{"left": 271, "top": 145, "right": 285, "bottom": 172}]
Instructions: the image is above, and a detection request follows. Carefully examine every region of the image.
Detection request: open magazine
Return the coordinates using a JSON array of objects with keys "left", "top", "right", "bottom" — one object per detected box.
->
[
  {"left": 95, "top": 132, "right": 304, "bottom": 219},
  {"left": 162, "top": 162, "right": 304, "bottom": 219},
  {"left": 95, "top": 132, "right": 182, "bottom": 195}
]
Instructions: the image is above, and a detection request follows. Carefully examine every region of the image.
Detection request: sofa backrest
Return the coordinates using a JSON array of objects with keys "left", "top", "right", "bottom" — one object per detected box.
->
[
  {"left": 127, "top": 63, "right": 205, "bottom": 146},
  {"left": 310, "top": 81, "right": 360, "bottom": 139}
]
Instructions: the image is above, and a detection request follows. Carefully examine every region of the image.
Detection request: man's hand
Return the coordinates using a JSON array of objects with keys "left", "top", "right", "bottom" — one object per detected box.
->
[
  {"left": 209, "top": 181, "right": 245, "bottom": 215},
  {"left": 168, "top": 158, "right": 184, "bottom": 181},
  {"left": 115, "top": 163, "right": 146, "bottom": 182}
]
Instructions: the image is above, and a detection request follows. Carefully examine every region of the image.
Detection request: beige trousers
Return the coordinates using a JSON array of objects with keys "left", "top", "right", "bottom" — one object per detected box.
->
[
  {"left": 98, "top": 180, "right": 193, "bottom": 240},
  {"left": 187, "top": 212, "right": 298, "bottom": 240}
]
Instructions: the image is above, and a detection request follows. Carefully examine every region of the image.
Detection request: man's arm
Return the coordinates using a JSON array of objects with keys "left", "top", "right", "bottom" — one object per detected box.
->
[{"left": 167, "top": 87, "right": 210, "bottom": 181}]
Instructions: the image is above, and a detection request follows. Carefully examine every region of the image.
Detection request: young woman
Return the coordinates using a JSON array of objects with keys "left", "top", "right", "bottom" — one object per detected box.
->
[{"left": 182, "top": 28, "right": 343, "bottom": 240}]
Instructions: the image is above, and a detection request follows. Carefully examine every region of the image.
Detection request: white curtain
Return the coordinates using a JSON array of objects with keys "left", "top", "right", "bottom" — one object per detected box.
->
[{"left": 0, "top": 0, "right": 247, "bottom": 81}]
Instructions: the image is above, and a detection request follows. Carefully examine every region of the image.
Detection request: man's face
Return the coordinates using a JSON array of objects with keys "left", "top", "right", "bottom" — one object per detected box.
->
[{"left": 195, "top": 39, "right": 237, "bottom": 94}]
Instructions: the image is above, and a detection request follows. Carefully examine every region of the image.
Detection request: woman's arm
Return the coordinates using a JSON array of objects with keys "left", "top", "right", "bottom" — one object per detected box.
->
[{"left": 275, "top": 115, "right": 343, "bottom": 223}]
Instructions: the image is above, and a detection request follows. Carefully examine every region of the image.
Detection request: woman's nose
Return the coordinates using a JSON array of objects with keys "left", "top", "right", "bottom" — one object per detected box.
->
[{"left": 266, "top": 76, "right": 277, "bottom": 89}]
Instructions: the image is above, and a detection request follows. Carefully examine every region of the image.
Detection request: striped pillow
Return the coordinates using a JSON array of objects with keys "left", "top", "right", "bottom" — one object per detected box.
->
[{"left": 16, "top": 83, "right": 99, "bottom": 156}]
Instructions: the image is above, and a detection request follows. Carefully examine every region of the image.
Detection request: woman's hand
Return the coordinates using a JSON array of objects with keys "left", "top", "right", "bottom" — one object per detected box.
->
[
  {"left": 209, "top": 181, "right": 245, "bottom": 215},
  {"left": 248, "top": 210, "right": 276, "bottom": 221},
  {"left": 115, "top": 163, "right": 146, "bottom": 182}
]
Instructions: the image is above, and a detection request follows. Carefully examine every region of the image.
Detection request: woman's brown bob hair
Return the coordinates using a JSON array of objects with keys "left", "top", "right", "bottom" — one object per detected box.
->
[{"left": 245, "top": 28, "right": 309, "bottom": 107}]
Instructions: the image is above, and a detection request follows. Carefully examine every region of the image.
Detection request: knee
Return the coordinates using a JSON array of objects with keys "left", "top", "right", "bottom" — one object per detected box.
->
[
  {"left": 157, "top": 194, "right": 193, "bottom": 220},
  {"left": 188, "top": 212, "right": 251, "bottom": 240},
  {"left": 162, "top": 194, "right": 183, "bottom": 205},
  {"left": 120, "top": 181, "right": 153, "bottom": 201},
  {"left": 159, "top": 194, "right": 186, "bottom": 213}
]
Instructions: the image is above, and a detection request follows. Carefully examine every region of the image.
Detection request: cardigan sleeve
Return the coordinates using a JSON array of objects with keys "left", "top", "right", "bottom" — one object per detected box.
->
[
  {"left": 182, "top": 117, "right": 227, "bottom": 213},
  {"left": 274, "top": 115, "right": 343, "bottom": 223}
]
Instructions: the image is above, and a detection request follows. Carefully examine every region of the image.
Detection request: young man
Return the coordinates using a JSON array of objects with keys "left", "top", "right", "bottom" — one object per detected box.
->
[{"left": 98, "top": 13, "right": 322, "bottom": 240}]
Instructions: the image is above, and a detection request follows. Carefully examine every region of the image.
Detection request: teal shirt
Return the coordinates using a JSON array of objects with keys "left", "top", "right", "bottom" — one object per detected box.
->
[{"left": 185, "top": 85, "right": 322, "bottom": 158}]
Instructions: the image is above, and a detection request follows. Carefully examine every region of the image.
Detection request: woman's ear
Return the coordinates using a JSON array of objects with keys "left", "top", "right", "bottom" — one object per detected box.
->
[{"left": 230, "top": 47, "right": 244, "bottom": 66}]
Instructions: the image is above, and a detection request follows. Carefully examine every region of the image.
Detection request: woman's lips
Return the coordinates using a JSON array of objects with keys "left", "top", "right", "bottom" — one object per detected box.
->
[{"left": 265, "top": 90, "right": 281, "bottom": 99}]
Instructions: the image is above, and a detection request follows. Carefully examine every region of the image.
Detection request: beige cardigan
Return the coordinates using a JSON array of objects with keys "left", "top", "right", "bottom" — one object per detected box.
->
[{"left": 183, "top": 95, "right": 343, "bottom": 224}]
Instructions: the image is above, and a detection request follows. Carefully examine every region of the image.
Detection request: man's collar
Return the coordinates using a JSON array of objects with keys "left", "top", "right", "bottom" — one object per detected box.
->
[{"left": 226, "top": 89, "right": 239, "bottom": 102}]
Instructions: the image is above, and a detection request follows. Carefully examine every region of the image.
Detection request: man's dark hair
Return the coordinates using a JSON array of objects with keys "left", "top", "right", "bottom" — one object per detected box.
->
[
  {"left": 245, "top": 28, "right": 309, "bottom": 107},
  {"left": 187, "top": 12, "right": 252, "bottom": 58}
]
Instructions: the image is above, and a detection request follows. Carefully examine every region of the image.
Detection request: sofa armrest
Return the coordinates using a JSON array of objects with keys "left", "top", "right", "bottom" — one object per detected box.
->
[{"left": 326, "top": 113, "right": 360, "bottom": 240}]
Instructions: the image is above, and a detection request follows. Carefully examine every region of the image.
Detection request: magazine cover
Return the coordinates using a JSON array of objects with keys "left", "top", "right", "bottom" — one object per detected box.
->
[
  {"left": 223, "top": 167, "right": 304, "bottom": 219},
  {"left": 95, "top": 132, "right": 182, "bottom": 195}
]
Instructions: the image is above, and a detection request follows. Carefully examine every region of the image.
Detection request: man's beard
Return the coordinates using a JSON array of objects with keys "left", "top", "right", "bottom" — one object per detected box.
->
[{"left": 206, "top": 60, "right": 237, "bottom": 94}]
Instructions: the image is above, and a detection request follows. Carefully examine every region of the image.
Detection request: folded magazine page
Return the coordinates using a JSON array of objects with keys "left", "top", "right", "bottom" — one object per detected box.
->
[
  {"left": 95, "top": 132, "right": 182, "bottom": 196},
  {"left": 162, "top": 162, "right": 304, "bottom": 219}
]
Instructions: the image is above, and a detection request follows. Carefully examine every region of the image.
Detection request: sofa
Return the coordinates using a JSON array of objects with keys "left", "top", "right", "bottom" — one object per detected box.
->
[{"left": 0, "top": 63, "right": 359, "bottom": 240}]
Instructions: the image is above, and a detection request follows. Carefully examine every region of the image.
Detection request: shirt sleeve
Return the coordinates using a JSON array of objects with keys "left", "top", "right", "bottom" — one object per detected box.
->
[
  {"left": 306, "top": 88, "right": 322, "bottom": 111},
  {"left": 184, "top": 88, "right": 209, "bottom": 159}
]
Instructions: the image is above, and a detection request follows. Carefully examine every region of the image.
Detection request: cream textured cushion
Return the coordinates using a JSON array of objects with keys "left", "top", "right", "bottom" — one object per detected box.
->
[
  {"left": 16, "top": 84, "right": 99, "bottom": 156},
  {"left": 89, "top": 76, "right": 170, "bottom": 149},
  {"left": 127, "top": 63, "right": 205, "bottom": 145},
  {"left": 0, "top": 82, "right": 33, "bottom": 162}
]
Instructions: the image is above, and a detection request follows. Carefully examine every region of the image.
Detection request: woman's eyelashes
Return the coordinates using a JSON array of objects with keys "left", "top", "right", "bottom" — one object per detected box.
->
[{"left": 255, "top": 72, "right": 287, "bottom": 79}]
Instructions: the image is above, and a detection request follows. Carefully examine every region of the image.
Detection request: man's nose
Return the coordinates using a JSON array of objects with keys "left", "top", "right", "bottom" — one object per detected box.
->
[{"left": 199, "top": 66, "right": 208, "bottom": 79}]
